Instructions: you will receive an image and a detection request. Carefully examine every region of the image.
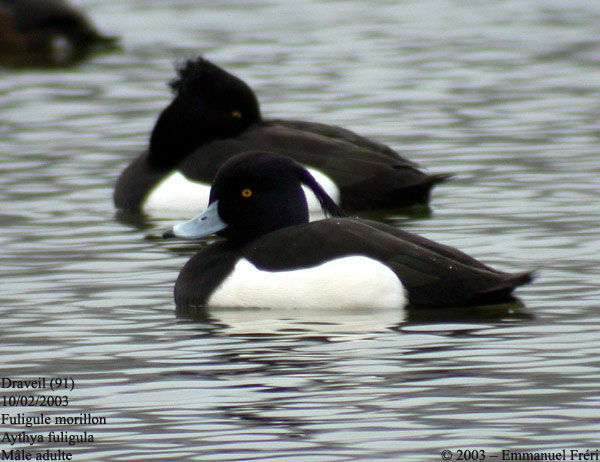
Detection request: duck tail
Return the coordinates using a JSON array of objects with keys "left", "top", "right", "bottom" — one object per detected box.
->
[
  {"left": 503, "top": 271, "right": 536, "bottom": 289},
  {"left": 92, "top": 33, "right": 120, "bottom": 47},
  {"left": 389, "top": 172, "right": 452, "bottom": 205},
  {"left": 473, "top": 271, "right": 535, "bottom": 305}
]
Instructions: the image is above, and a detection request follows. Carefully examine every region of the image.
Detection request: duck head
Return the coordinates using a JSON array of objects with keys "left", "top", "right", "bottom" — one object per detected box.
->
[
  {"left": 149, "top": 57, "right": 261, "bottom": 171},
  {"left": 165, "top": 151, "right": 345, "bottom": 246}
]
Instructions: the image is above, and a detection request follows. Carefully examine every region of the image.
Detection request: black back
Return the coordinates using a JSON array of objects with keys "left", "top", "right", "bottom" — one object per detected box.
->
[{"left": 179, "top": 119, "right": 447, "bottom": 210}]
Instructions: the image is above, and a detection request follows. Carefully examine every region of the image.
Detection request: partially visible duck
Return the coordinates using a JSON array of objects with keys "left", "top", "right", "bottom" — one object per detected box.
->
[
  {"left": 165, "top": 151, "right": 532, "bottom": 311},
  {"left": 0, "top": 0, "right": 117, "bottom": 66},
  {"left": 115, "top": 57, "right": 449, "bottom": 218}
]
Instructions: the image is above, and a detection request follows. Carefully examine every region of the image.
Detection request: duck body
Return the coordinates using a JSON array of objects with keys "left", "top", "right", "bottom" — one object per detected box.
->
[
  {"left": 114, "top": 57, "right": 448, "bottom": 217},
  {"left": 167, "top": 151, "right": 532, "bottom": 312},
  {"left": 174, "top": 217, "right": 531, "bottom": 311},
  {"left": 0, "top": 0, "right": 116, "bottom": 66}
]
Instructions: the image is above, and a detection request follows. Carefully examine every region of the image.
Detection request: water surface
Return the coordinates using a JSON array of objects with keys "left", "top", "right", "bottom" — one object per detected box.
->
[{"left": 1, "top": 0, "right": 599, "bottom": 460}]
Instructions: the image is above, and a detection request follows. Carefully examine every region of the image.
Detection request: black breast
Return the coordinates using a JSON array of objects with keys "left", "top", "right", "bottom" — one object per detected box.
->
[
  {"left": 174, "top": 242, "right": 239, "bottom": 313},
  {"left": 113, "top": 152, "right": 166, "bottom": 212}
]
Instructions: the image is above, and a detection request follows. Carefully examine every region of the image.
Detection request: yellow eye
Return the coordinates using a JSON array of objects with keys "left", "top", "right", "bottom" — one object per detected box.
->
[
  {"left": 231, "top": 110, "right": 242, "bottom": 119},
  {"left": 241, "top": 188, "right": 252, "bottom": 198}
]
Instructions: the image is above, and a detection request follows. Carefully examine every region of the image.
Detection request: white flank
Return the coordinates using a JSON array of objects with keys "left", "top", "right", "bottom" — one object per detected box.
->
[
  {"left": 143, "top": 171, "right": 211, "bottom": 217},
  {"left": 207, "top": 256, "right": 407, "bottom": 310},
  {"left": 143, "top": 168, "right": 341, "bottom": 218}
]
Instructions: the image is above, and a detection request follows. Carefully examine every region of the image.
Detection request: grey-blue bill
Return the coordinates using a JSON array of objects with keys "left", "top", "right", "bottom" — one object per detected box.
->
[{"left": 163, "top": 201, "right": 226, "bottom": 239}]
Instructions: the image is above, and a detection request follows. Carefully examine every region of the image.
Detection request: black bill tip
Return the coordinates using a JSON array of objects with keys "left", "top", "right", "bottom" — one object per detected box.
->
[{"left": 162, "top": 228, "right": 175, "bottom": 239}]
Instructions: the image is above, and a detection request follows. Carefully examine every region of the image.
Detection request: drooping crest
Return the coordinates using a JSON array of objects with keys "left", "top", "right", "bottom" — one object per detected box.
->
[
  {"left": 292, "top": 163, "right": 346, "bottom": 218},
  {"left": 169, "top": 56, "right": 229, "bottom": 96},
  {"left": 169, "top": 56, "right": 213, "bottom": 93}
]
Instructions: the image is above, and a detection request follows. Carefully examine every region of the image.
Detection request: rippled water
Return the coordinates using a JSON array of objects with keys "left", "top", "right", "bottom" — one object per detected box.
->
[{"left": 1, "top": 0, "right": 600, "bottom": 460}]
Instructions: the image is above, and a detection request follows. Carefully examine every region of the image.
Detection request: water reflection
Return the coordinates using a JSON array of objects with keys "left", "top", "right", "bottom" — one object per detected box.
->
[
  {"left": 175, "top": 299, "right": 531, "bottom": 338},
  {"left": 178, "top": 305, "right": 405, "bottom": 337}
]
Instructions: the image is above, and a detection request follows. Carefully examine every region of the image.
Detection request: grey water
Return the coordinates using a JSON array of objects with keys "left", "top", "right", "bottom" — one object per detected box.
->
[{"left": 1, "top": 0, "right": 599, "bottom": 460}]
